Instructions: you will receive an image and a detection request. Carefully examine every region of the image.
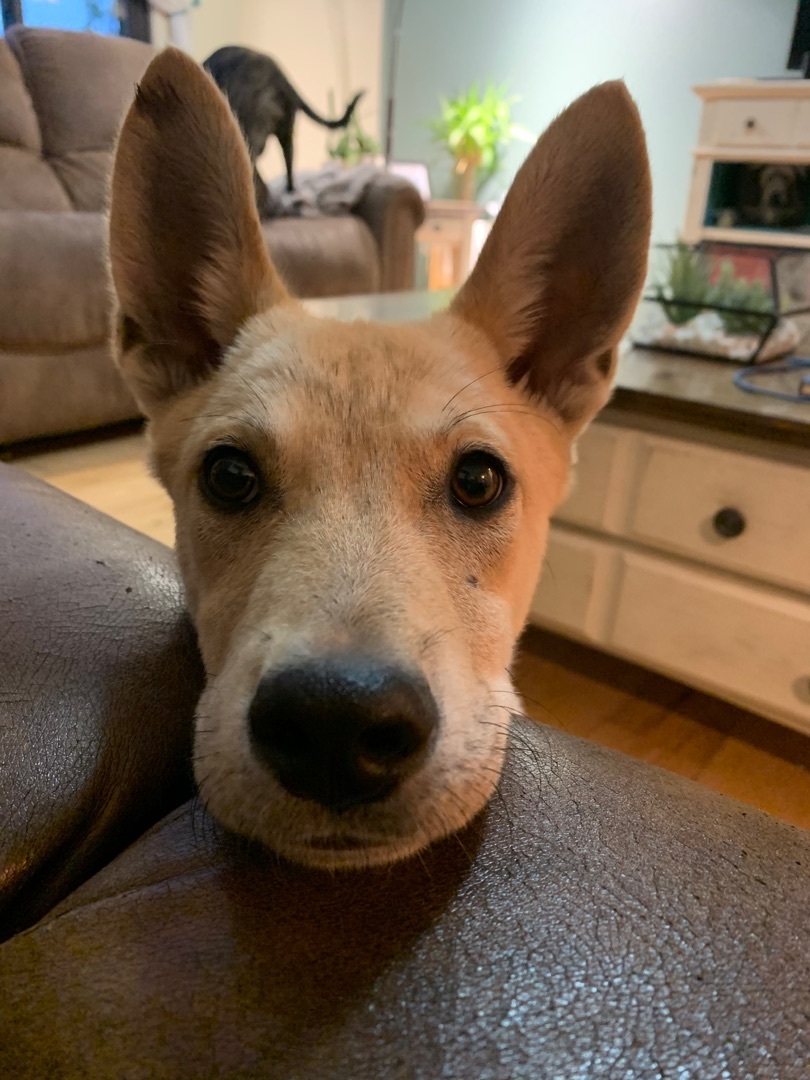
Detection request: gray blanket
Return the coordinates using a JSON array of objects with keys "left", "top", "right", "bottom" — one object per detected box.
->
[{"left": 264, "top": 163, "right": 382, "bottom": 218}]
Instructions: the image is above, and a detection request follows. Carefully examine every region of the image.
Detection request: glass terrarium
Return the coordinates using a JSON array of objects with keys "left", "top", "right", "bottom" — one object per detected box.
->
[{"left": 632, "top": 243, "right": 810, "bottom": 363}]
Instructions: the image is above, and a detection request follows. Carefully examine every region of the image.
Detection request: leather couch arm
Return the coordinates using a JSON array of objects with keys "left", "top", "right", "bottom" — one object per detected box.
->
[
  {"left": 353, "top": 172, "right": 425, "bottom": 293},
  {"left": 0, "top": 464, "right": 203, "bottom": 940},
  {"left": 1, "top": 729, "right": 807, "bottom": 1075}
]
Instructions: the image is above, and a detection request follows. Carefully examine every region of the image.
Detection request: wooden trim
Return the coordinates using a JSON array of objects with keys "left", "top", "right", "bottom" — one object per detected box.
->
[
  {"left": 692, "top": 145, "right": 810, "bottom": 163},
  {"left": 699, "top": 225, "right": 810, "bottom": 250},
  {"left": 694, "top": 80, "right": 810, "bottom": 101}
]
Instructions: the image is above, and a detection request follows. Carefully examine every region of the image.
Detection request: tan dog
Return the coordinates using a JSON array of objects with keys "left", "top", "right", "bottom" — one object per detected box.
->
[{"left": 108, "top": 50, "right": 651, "bottom": 870}]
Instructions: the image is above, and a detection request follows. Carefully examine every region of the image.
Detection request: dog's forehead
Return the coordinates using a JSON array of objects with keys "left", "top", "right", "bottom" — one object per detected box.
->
[{"left": 219, "top": 309, "right": 496, "bottom": 436}]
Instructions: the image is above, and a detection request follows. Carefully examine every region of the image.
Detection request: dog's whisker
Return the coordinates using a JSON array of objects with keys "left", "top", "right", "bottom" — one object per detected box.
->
[
  {"left": 235, "top": 371, "right": 272, "bottom": 422},
  {"left": 447, "top": 404, "right": 563, "bottom": 438},
  {"left": 440, "top": 366, "right": 505, "bottom": 414},
  {"left": 244, "top": 623, "right": 274, "bottom": 645},
  {"left": 175, "top": 412, "right": 266, "bottom": 430},
  {"left": 447, "top": 403, "right": 538, "bottom": 427},
  {"left": 415, "top": 847, "right": 434, "bottom": 881},
  {"left": 419, "top": 625, "right": 463, "bottom": 656}
]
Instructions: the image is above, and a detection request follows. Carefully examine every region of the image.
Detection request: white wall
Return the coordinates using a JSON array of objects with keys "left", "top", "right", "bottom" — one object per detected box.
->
[
  {"left": 385, "top": 0, "right": 799, "bottom": 241},
  {"left": 152, "top": 0, "right": 383, "bottom": 178}
]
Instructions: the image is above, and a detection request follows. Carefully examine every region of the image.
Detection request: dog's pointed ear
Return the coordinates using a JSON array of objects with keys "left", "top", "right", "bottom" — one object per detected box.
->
[
  {"left": 451, "top": 81, "right": 651, "bottom": 436},
  {"left": 109, "top": 47, "right": 289, "bottom": 413}
]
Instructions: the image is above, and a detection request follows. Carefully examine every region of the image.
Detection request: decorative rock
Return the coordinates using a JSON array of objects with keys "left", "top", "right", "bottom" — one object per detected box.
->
[{"left": 633, "top": 303, "right": 801, "bottom": 363}]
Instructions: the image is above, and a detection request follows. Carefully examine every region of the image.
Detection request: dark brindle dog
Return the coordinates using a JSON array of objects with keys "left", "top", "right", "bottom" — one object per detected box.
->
[{"left": 204, "top": 45, "right": 363, "bottom": 216}]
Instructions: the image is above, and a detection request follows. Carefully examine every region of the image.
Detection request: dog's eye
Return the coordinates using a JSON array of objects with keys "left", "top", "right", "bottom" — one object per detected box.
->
[
  {"left": 200, "top": 446, "right": 261, "bottom": 509},
  {"left": 450, "top": 451, "right": 507, "bottom": 511}
]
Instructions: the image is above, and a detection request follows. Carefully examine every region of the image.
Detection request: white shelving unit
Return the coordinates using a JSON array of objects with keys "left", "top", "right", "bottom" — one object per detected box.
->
[{"left": 684, "top": 78, "right": 810, "bottom": 248}]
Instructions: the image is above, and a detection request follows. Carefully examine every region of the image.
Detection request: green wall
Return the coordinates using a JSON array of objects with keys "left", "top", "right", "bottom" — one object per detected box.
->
[{"left": 384, "top": 0, "right": 798, "bottom": 240}]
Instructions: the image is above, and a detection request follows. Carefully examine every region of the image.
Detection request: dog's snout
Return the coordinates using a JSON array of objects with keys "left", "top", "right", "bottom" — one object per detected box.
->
[{"left": 248, "top": 656, "right": 439, "bottom": 811}]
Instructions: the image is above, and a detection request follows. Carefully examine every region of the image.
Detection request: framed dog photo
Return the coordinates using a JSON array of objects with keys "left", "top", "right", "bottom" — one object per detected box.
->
[{"left": 388, "top": 161, "right": 431, "bottom": 201}]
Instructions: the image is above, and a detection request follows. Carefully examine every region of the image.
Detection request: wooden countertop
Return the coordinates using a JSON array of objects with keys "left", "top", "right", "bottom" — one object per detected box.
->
[{"left": 611, "top": 347, "right": 810, "bottom": 447}]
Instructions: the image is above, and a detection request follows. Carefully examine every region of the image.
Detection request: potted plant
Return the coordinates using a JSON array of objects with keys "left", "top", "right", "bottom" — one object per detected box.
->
[{"left": 428, "top": 82, "right": 532, "bottom": 201}]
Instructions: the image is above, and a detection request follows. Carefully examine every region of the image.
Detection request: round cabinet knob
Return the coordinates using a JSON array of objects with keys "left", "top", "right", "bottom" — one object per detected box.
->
[
  {"left": 713, "top": 507, "right": 746, "bottom": 539},
  {"left": 745, "top": 117, "right": 756, "bottom": 130}
]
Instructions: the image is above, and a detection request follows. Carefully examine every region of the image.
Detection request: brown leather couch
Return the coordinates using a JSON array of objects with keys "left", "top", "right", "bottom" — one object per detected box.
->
[
  {"left": 0, "top": 461, "right": 807, "bottom": 1079},
  {"left": 0, "top": 28, "right": 424, "bottom": 447}
]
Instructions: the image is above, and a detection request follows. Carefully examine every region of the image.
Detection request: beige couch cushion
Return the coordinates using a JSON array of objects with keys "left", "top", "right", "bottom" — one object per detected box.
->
[
  {"left": 0, "top": 41, "right": 71, "bottom": 212},
  {"left": 263, "top": 216, "right": 379, "bottom": 298},
  {"left": 0, "top": 211, "right": 108, "bottom": 349},
  {"left": 0, "top": 343, "right": 137, "bottom": 446},
  {"left": 6, "top": 27, "right": 154, "bottom": 211}
]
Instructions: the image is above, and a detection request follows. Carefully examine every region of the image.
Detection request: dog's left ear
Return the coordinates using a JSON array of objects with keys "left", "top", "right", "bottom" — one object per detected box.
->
[
  {"left": 451, "top": 81, "right": 652, "bottom": 436},
  {"left": 109, "top": 47, "right": 289, "bottom": 413}
]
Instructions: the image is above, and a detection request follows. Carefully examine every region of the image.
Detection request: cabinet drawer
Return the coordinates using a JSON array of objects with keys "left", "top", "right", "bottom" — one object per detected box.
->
[
  {"left": 530, "top": 527, "right": 618, "bottom": 640},
  {"left": 610, "top": 554, "right": 810, "bottom": 731},
  {"left": 628, "top": 436, "right": 810, "bottom": 592},
  {"left": 700, "top": 99, "right": 797, "bottom": 147},
  {"left": 556, "top": 423, "right": 623, "bottom": 529},
  {"left": 531, "top": 531, "right": 596, "bottom": 636}
]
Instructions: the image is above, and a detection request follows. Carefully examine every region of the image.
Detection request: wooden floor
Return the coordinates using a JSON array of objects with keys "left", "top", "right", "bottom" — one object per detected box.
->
[
  {"left": 13, "top": 428, "right": 176, "bottom": 548},
  {"left": 12, "top": 430, "right": 810, "bottom": 831}
]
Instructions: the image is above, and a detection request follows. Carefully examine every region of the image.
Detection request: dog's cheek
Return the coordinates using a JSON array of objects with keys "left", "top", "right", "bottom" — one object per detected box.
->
[
  {"left": 462, "top": 587, "right": 515, "bottom": 682},
  {"left": 446, "top": 509, "right": 537, "bottom": 674},
  {"left": 190, "top": 569, "right": 260, "bottom": 673}
]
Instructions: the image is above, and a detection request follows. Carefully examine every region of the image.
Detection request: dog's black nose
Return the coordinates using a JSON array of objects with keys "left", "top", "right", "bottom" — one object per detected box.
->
[{"left": 248, "top": 656, "right": 439, "bottom": 811}]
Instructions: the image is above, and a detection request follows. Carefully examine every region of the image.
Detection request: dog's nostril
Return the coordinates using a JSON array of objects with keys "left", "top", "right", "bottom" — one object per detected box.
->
[
  {"left": 268, "top": 721, "right": 311, "bottom": 762},
  {"left": 355, "top": 720, "right": 422, "bottom": 769}
]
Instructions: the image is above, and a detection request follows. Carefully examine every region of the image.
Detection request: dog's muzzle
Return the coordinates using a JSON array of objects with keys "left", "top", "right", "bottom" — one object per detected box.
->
[{"left": 248, "top": 654, "right": 439, "bottom": 812}]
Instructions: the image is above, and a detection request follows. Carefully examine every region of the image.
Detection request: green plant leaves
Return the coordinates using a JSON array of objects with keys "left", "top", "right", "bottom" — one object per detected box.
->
[
  {"left": 653, "top": 243, "right": 774, "bottom": 334},
  {"left": 327, "top": 105, "right": 379, "bottom": 164},
  {"left": 427, "top": 80, "right": 533, "bottom": 186}
]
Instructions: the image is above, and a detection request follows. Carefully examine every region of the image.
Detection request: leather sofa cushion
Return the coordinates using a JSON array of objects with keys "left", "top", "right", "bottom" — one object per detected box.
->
[
  {"left": 0, "top": 466, "right": 203, "bottom": 939},
  {"left": 0, "top": 210, "right": 108, "bottom": 347},
  {"left": 0, "top": 41, "right": 71, "bottom": 212},
  {"left": 6, "top": 27, "right": 154, "bottom": 210}
]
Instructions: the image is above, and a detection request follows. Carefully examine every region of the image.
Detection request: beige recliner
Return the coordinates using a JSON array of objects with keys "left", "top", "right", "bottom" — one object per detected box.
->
[{"left": 0, "top": 27, "right": 423, "bottom": 447}]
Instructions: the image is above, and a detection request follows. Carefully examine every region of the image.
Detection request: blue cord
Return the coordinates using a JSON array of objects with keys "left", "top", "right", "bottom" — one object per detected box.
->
[{"left": 733, "top": 356, "right": 810, "bottom": 403}]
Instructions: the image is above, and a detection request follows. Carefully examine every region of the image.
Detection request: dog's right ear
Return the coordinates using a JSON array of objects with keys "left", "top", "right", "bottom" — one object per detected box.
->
[
  {"left": 109, "top": 48, "right": 289, "bottom": 414},
  {"left": 451, "top": 81, "right": 651, "bottom": 438}
]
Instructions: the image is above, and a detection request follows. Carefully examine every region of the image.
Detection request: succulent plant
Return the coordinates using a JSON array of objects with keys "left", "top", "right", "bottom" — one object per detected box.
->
[
  {"left": 655, "top": 244, "right": 773, "bottom": 335},
  {"left": 654, "top": 243, "right": 711, "bottom": 325},
  {"left": 707, "top": 261, "right": 773, "bottom": 335}
]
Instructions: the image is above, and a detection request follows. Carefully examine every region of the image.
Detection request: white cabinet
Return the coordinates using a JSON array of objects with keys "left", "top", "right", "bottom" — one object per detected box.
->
[
  {"left": 556, "top": 423, "right": 632, "bottom": 531},
  {"left": 529, "top": 415, "right": 810, "bottom": 735},
  {"left": 684, "top": 79, "right": 810, "bottom": 250},
  {"left": 530, "top": 530, "right": 618, "bottom": 641}
]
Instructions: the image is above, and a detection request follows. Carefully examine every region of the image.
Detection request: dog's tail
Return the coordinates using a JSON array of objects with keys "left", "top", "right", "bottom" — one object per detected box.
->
[{"left": 297, "top": 90, "right": 364, "bottom": 129}]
